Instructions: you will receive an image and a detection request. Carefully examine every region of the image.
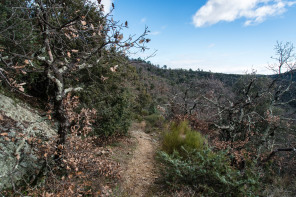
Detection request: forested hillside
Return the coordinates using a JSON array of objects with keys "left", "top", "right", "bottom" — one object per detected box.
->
[
  {"left": 1, "top": 0, "right": 296, "bottom": 196},
  {"left": 131, "top": 56, "right": 296, "bottom": 196}
]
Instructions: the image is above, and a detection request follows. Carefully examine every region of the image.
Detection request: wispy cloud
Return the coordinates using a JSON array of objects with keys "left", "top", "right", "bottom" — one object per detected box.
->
[
  {"left": 141, "top": 18, "right": 147, "bottom": 23},
  {"left": 208, "top": 43, "right": 215, "bottom": 48},
  {"left": 148, "top": 31, "right": 161, "bottom": 36},
  {"left": 193, "top": 0, "right": 296, "bottom": 27}
]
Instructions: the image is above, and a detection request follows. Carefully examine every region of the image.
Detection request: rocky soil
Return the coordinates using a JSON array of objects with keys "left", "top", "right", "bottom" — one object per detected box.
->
[{"left": 121, "top": 128, "right": 159, "bottom": 197}]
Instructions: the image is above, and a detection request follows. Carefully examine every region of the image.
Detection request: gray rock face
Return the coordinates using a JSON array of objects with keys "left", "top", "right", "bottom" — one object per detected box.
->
[{"left": 0, "top": 94, "right": 56, "bottom": 190}]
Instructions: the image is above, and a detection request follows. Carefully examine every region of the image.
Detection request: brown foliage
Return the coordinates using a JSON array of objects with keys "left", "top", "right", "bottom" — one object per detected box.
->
[{"left": 29, "top": 136, "right": 120, "bottom": 196}]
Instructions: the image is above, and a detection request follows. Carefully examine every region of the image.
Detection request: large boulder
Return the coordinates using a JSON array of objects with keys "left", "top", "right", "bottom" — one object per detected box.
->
[{"left": 0, "top": 94, "right": 56, "bottom": 190}]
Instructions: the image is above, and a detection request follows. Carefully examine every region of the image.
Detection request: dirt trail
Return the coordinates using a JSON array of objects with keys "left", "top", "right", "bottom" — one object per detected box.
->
[{"left": 122, "top": 129, "right": 158, "bottom": 196}]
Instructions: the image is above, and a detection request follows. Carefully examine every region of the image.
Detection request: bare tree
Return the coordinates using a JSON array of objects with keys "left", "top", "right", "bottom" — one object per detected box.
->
[
  {"left": 200, "top": 42, "right": 296, "bottom": 166},
  {"left": 167, "top": 42, "right": 296, "bottom": 168}
]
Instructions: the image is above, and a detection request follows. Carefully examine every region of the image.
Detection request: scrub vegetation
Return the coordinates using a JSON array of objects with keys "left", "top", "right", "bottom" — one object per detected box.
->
[{"left": 0, "top": 0, "right": 296, "bottom": 196}]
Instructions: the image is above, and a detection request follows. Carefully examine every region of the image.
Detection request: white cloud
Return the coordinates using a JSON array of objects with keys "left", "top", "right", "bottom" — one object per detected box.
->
[
  {"left": 89, "top": 0, "right": 113, "bottom": 14},
  {"left": 151, "top": 50, "right": 276, "bottom": 74},
  {"left": 148, "top": 31, "right": 161, "bottom": 36},
  {"left": 141, "top": 18, "right": 147, "bottom": 23},
  {"left": 208, "top": 43, "right": 215, "bottom": 48},
  {"left": 193, "top": 0, "right": 296, "bottom": 27},
  {"left": 166, "top": 59, "right": 272, "bottom": 74}
]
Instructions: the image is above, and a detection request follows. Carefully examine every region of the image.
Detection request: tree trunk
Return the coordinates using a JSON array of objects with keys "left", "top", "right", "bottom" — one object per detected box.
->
[{"left": 53, "top": 94, "right": 69, "bottom": 165}]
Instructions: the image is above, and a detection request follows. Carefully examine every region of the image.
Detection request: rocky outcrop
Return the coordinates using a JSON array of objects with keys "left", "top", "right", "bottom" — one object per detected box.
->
[{"left": 0, "top": 94, "right": 56, "bottom": 190}]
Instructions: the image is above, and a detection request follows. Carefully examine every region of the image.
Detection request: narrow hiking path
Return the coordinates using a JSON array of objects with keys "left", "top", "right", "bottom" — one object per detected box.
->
[{"left": 122, "top": 128, "right": 159, "bottom": 196}]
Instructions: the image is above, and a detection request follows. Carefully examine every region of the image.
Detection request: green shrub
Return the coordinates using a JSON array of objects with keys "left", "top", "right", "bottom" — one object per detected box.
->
[
  {"left": 80, "top": 89, "right": 131, "bottom": 137},
  {"left": 158, "top": 148, "right": 259, "bottom": 196},
  {"left": 158, "top": 120, "right": 259, "bottom": 196},
  {"left": 78, "top": 63, "right": 133, "bottom": 137},
  {"left": 133, "top": 114, "right": 144, "bottom": 122},
  {"left": 144, "top": 114, "right": 165, "bottom": 128},
  {"left": 162, "top": 121, "right": 205, "bottom": 155},
  {"left": 140, "top": 109, "right": 149, "bottom": 116}
]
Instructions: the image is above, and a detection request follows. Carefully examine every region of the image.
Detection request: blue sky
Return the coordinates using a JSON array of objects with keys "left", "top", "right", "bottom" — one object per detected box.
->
[{"left": 100, "top": 0, "right": 296, "bottom": 74}]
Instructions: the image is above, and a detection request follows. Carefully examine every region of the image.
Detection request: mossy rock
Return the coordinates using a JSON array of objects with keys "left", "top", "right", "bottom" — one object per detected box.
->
[{"left": 0, "top": 94, "right": 57, "bottom": 190}]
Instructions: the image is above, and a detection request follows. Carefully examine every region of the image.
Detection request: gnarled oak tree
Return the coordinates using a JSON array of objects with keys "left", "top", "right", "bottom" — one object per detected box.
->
[{"left": 0, "top": 0, "right": 150, "bottom": 161}]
